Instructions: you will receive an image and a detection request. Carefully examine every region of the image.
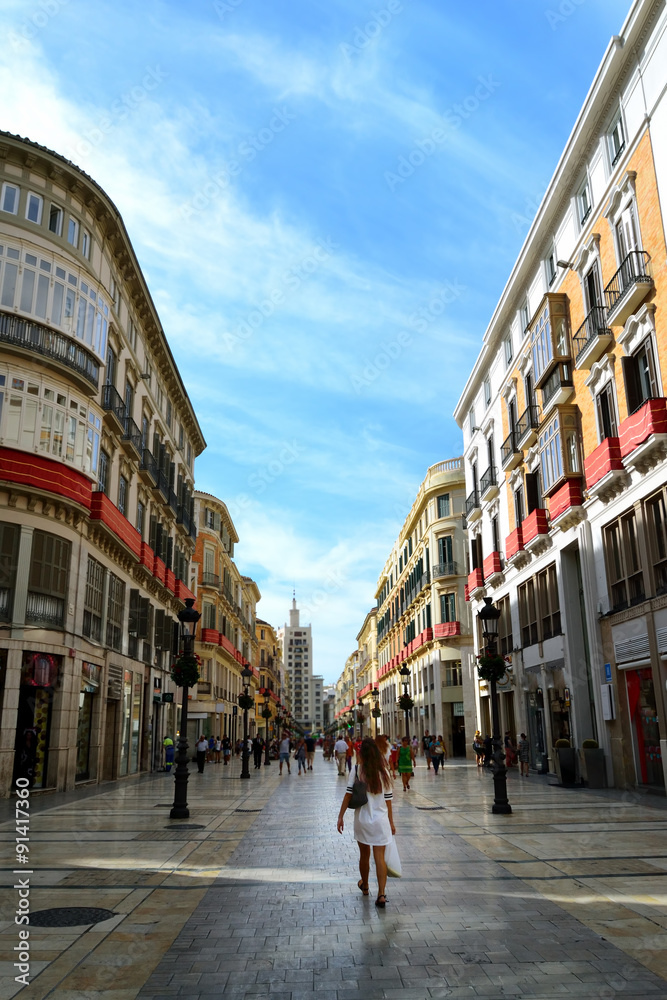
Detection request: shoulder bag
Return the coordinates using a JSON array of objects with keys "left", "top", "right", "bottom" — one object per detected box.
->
[{"left": 347, "top": 765, "right": 368, "bottom": 809}]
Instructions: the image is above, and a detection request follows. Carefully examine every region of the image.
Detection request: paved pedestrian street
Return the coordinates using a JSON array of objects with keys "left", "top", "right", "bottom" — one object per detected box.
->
[{"left": 2, "top": 755, "right": 667, "bottom": 1000}]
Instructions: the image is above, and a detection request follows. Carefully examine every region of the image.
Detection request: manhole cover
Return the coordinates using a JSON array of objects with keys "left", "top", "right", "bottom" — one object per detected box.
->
[
  {"left": 162, "top": 824, "right": 205, "bottom": 830},
  {"left": 154, "top": 803, "right": 173, "bottom": 807},
  {"left": 416, "top": 806, "right": 444, "bottom": 811},
  {"left": 235, "top": 808, "right": 262, "bottom": 813},
  {"left": 29, "top": 907, "right": 116, "bottom": 927}
]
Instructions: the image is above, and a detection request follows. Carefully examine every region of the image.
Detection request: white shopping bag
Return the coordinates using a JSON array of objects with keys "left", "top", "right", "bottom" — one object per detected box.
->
[{"left": 385, "top": 837, "right": 402, "bottom": 878}]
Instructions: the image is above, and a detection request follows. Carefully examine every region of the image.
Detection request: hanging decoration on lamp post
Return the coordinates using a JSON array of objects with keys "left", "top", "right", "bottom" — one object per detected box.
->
[{"left": 170, "top": 651, "right": 201, "bottom": 688}]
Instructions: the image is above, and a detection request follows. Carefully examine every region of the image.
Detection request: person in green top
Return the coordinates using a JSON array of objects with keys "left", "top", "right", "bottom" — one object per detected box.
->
[{"left": 397, "top": 736, "right": 416, "bottom": 791}]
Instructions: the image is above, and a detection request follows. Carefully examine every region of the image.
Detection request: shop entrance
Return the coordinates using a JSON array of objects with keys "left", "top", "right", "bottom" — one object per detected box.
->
[
  {"left": 626, "top": 668, "right": 664, "bottom": 788},
  {"left": 450, "top": 702, "right": 466, "bottom": 756},
  {"left": 13, "top": 652, "right": 60, "bottom": 788},
  {"left": 76, "top": 662, "right": 101, "bottom": 781}
]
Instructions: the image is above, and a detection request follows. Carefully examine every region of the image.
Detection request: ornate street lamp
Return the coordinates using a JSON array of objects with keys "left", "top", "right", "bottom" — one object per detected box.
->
[
  {"left": 239, "top": 665, "right": 253, "bottom": 780},
  {"left": 478, "top": 597, "right": 512, "bottom": 815},
  {"left": 357, "top": 697, "right": 364, "bottom": 739},
  {"left": 398, "top": 664, "right": 412, "bottom": 740},
  {"left": 371, "top": 687, "right": 380, "bottom": 737},
  {"left": 170, "top": 598, "right": 201, "bottom": 819},
  {"left": 261, "top": 689, "right": 272, "bottom": 766}
]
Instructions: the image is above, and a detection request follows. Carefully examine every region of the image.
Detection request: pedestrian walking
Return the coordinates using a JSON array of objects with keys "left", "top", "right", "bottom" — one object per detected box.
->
[
  {"left": 422, "top": 729, "right": 432, "bottom": 770},
  {"left": 483, "top": 734, "right": 494, "bottom": 768},
  {"left": 397, "top": 735, "right": 415, "bottom": 791},
  {"left": 431, "top": 735, "right": 446, "bottom": 775},
  {"left": 207, "top": 734, "right": 215, "bottom": 762},
  {"left": 163, "top": 735, "right": 175, "bottom": 773},
  {"left": 504, "top": 731, "right": 517, "bottom": 768},
  {"left": 305, "top": 735, "right": 316, "bottom": 770},
  {"left": 389, "top": 738, "right": 400, "bottom": 777},
  {"left": 295, "top": 738, "right": 307, "bottom": 775},
  {"left": 222, "top": 735, "right": 231, "bottom": 764},
  {"left": 473, "top": 730, "right": 484, "bottom": 766},
  {"left": 334, "top": 735, "right": 348, "bottom": 775},
  {"left": 336, "top": 736, "right": 396, "bottom": 908},
  {"left": 345, "top": 735, "right": 354, "bottom": 772},
  {"left": 518, "top": 733, "right": 530, "bottom": 776},
  {"left": 214, "top": 736, "right": 222, "bottom": 763},
  {"left": 195, "top": 734, "right": 208, "bottom": 773},
  {"left": 279, "top": 732, "right": 292, "bottom": 775},
  {"left": 252, "top": 735, "right": 263, "bottom": 769}
]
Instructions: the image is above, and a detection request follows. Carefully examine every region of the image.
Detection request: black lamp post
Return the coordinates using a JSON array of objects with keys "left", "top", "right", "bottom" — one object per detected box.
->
[
  {"left": 357, "top": 697, "right": 364, "bottom": 739},
  {"left": 240, "top": 665, "right": 253, "bottom": 780},
  {"left": 372, "top": 687, "right": 380, "bottom": 737},
  {"left": 478, "top": 596, "right": 512, "bottom": 815},
  {"left": 170, "top": 598, "right": 201, "bottom": 819},
  {"left": 399, "top": 664, "right": 411, "bottom": 740},
  {"left": 262, "top": 690, "right": 272, "bottom": 766}
]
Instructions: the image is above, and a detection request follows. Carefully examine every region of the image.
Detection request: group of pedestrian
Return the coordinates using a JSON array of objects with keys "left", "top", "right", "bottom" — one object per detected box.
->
[
  {"left": 421, "top": 730, "right": 448, "bottom": 775},
  {"left": 472, "top": 730, "right": 531, "bottom": 775}
]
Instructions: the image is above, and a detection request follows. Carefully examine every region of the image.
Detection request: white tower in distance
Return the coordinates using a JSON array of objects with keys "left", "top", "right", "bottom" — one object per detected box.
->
[{"left": 279, "top": 595, "right": 323, "bottom": 733}]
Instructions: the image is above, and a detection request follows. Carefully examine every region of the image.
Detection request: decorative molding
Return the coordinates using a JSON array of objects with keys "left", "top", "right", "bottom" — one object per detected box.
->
[
  {"left": 604, "top": 170, "right": 637, "bottom": 226},
  {"left": 585, "top": 352, "right": 616, "bottom": 397},
  {"left": 574, "top": 232, "right": 601, "bottom": 276},
  {"left": 502, "top": 378, "right": 518, "bottom": 403},
  {"left": 617, "top": 302, "right": 656, "bottom": 356}
]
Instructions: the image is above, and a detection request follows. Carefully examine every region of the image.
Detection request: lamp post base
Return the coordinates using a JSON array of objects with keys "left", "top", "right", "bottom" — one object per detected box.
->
[{"left": 169, "top": 804, "right": 190, "bottom": 819}]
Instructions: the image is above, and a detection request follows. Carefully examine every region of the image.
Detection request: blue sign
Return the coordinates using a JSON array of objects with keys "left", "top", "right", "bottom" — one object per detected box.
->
[{"left": 604, "top": 662, "right": 612, "bottom": 683}]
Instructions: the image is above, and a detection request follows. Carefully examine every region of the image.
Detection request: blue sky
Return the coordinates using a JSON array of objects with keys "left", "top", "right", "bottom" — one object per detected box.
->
[{"left": 1, "top": 0, "right": 631, "bottom": 682}]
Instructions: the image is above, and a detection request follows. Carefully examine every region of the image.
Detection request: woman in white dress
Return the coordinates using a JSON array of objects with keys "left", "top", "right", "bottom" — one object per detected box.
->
[{"left": 337, "top": 737, "right": 395, "bottom": 907}]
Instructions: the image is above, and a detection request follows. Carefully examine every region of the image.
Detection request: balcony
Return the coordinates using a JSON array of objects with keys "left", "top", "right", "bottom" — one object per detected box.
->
[
  {"left": 572, "top": 305, "right": 613, "bottom": 370},
  {"left": 0, "top": 309, "right": 99, "bottom": 394},
  {"left": 138, "top": 448, "right": 158, "bottom": 487},
  {"left": 431, "top": 561, "right": 458, "bottom": 579},
  {"left": 482, "top": 551, "right": 503, "bottom": 587},
  {"left": 25, "top": 592, "right": 64, "bottom": 628},
  {"left": 505, "top": 525, "right": 525, "bottom": 564},
  {"left": 522, "top": 508, "right": 550, "bottom": 552},
  {"left": 465, "top": 490, "right": 481, "bottom": 522},
  {"left": 202, "top": 571, "right": 220, "bottom": 588},
  {"left": 549, "top": 481, "right": 584, "bottom": 531},
  {"left": 121, "top": 415, "right": 142, "bottom": 460},
  {"left": 480, "top": 465, "right": 498, "bottom": 502},
  {"left": 501, "top": 428, "right": 522, "bottom": 470},
  {"left": 433, "top": 621, "right": 461, "bottom": 638},
  {"left": 101, "top": 384, "right": 126, "bottom": 435},
  {"left": 541, "top": 363, "right": 574, "bottom": 414},
  {"left": 176, "top": 502, "right": 192, "bottom": 535},
  {"left": 467, "top": 567, "right": 484, "bottom": 600},
  {"left": 604, "top": 250, "right": 653, "bottom": 326},
  {"left": 584, "top": 437, "right": 627, "bottom": 502},
  {"left": 619, "top": 397, "right": 667, "bottom": 473},
  {"left": 516, "top": 404, "right": 541, "bottom": 449},
  {"left": 152, "top": 467, "right": 170, "bottom": 504}
]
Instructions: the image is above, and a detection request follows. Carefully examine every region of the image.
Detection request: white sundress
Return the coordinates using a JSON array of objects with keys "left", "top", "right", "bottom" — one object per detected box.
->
[{"left": 347, "top": 767, "right": 393, "bottom": 847}]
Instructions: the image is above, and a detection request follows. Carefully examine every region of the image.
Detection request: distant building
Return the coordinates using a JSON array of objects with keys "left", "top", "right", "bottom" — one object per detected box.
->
[{"left": 278, "top": 597, "right": 321, "bottom": 731}]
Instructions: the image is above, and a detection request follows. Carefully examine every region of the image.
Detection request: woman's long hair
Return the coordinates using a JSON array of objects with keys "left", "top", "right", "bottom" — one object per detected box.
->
[{"left": 359, "top": 736, "right": 390, "bottom": 794}]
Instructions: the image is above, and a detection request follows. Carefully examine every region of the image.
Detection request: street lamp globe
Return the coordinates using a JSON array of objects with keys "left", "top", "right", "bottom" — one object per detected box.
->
[{"left": 478, "top": 596, "right": 501, "bottom": 641}]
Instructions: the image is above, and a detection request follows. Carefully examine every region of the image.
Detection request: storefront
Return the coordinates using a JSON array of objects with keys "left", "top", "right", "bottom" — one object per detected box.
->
[
  {"left": 119, "top": 669, "right": 142, "bottom": 776},
  {"left": 13, "top": 651, "right": 60, "bottom": 788},
  {"left": 624, "top": 667, "right": 664, "bottom": 788},
  {"left": 76, "top": 662, "right": 101, "bottom": 781}
]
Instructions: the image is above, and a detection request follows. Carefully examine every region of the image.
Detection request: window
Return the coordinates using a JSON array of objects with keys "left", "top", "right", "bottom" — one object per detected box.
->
[
  {"left": 49, "top": 204, "right": 63, "bottom": 235},
  {"left": 1, "top": 182, "right": 19, "bottom": 214},
  {"left": 491, "top": 515, "right": 500, "bottom": 554},
  {"left": 468, "top": 407, "right": 476, "bottom": 435},
  {"left": 67, "top": 217, "right": 79, "bottom": 247},
  {"left": 539, "top": 409, "right": 581, "bottom": 495},
  {"left": 83, "top": 556, "right": 105, "bottom": 642},
  {"left": 118, "top": 475, "right": 128, "bottom": 516},
  {"left": 514, "top": 485, "right": 525, "bottom": 526},
  {"left": 483, "top": 377, "right": 491, "bottom": 408},
  {"left": 166, "top": 399, "right": 172, "bottom": 429},
  {"left": 622, "top": 339, "right": 659, "bottom": 416},
  {"left": 596, "top": 383, "right": 618, "bottom": 442},
  {"left": 98, "top": 449, "right": 110, "bottom": 495},
  {"left": 25, "top": 192, "right": 43, "bottom": 225},
  {"left": 604, "top": 511, "right": 645, "bottom": 612},
  {"left": 203, "top": 602, "right": 216, "bottom": 630},
  {"left": 537, "top": 564, "right": 560, "bottom": 640},
  {"left": 497, "top": 595, "right": 512, "bottom": 656},
  {"left": 518, "top": 578, "right": 538, "bottom": 647},
  {"left": 545, "top": 251, "right": 557, "bottom": 286},
  {"left": 520, "top": 299, "right": 530, "bottom": 334},
  {"left": 646, "top": 491, "right": 667, "bottom": 596},
  {"left": 504, "top": 333, "right": 513, "bottom": 367},
  {"left": 578, "top": 179, "right": 592, "bottom": 226},
  {"left": 136, "top": 500, "right": 145, "bottom": 538},
  {"left": 437, "top": 494, "right": 450, "bottom": 518},
  {"left": 28, "top": 530, "right": 70, "bottom": 627},
  {"left": 440, "top": 593, "right": 456, "bottom": 623},
  {"left": 81, "top": 231, "right": 91, "bottom": 259},
  {"left": 609, "top": 114, "right": 625, "bottom": 167}
]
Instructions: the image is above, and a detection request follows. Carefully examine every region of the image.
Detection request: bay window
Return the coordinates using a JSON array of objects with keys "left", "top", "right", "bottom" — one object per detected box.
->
[
  {"left": 530, "top": 293, "right": 571, "bottom": 387},
  {"left": 539, "top": 407, "right": 582, "bottom": 496}
]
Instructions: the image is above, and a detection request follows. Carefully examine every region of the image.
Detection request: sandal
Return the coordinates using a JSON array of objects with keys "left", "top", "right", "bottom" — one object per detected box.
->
[
  {"left": 357, "top": 880, "right": 369, "bottom": 895},
  {"left": 375, "top": 894, "right": 387, "bottom": 908}
]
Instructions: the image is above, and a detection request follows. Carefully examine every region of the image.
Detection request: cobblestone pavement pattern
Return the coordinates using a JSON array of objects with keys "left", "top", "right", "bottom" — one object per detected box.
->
[{"left": 1, "top": 753, "right": 667, "bottom": 999}]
